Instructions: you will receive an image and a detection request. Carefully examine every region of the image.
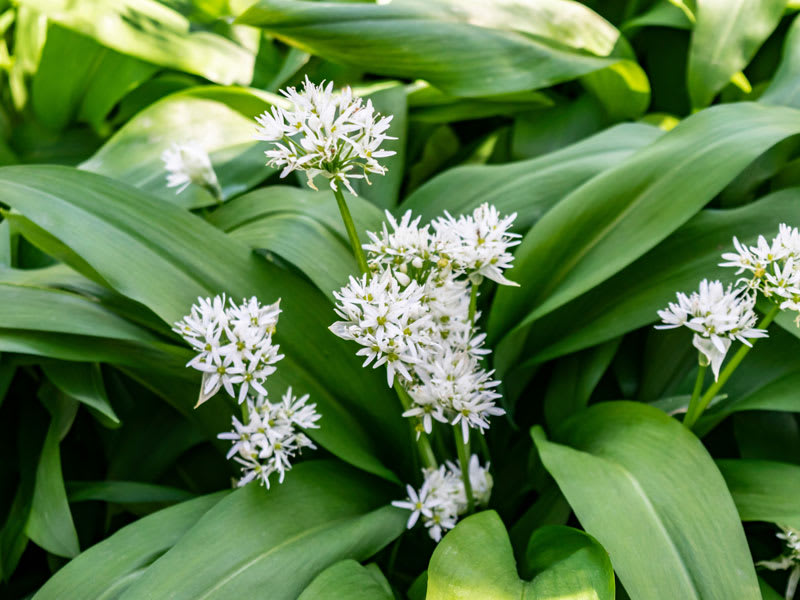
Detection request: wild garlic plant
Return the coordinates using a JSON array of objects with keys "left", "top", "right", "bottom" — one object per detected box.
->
[
  {"left": 657, "top": 224, "right": 800, "bottom": 429},
  {"left": 173, "top": 295, "right": 320, "bottom": 489},
  {"left": 255, "top": 78, "right": 518, "bottom": 541}
]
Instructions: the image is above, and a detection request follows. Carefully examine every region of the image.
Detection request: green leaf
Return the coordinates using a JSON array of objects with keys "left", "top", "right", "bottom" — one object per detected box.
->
[
  {"left": 25, "top": 391, "right": 80, "bottom": 558},
  {"left": 760, "top": 14, "right": 800, "bottom": 109},
  {"left": 489, "top": 103, "right": 800, "bottom": 351},
  {"left": 17, "top": 0, "right": 256, "bottom": 85},
  {"left": 297, "top": 560, "right": 393, "bottom": 600},
  {"left": 228, "top": 213, "right": 356, "bottom": 296},
  {"left": 32, "top": 23, "right": 157, "bottom": 131},
  {"left": 42, "top": 362, "right": 120, "bottom": 426},
  {"left": 80, "top": 88, "right": 278, "bottom": 208},
  {"left": 117, "top": 461, "right": 405, "bottom": 599},
  {"left": 237, "top": 0, "right": 644, "bottom": 100},
  {"left": 687, "top": 0, "right": 784, "bottom": 108},
  {"left": 67, "top": 481, "right": 195, "bottom": 505},
  {"left": 402, "top": 122, "right": 663, "bottom": 229},
  {"left": 717, "top": 459, "right": 800, "bottom": 530},
  {"left": 510, "top": 187, "right": 800, "bottom": 369},
  {"left": 533, "top": 402, "right": 761, "bottom": 600},
  {"left": 0, "top": 165, "right": 406, "bottom": 481},
  {"left": 427, "top": 511, "right": 613, "bottom": 600},
  {"left": 33, "top": 492, "right": 228, "bottom": 600}
]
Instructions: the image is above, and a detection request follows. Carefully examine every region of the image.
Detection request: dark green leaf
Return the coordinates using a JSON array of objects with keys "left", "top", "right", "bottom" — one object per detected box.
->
[
  {"left": 297, "top": 560, "right": 393, "bottom": 600},
  {"left": 717, "top": 459, "right": 800, "bottom": 529}
]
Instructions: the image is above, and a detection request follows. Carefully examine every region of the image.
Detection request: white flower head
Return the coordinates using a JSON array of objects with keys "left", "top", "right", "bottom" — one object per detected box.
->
[
  {"left": 174, "top": 295, "right": 284, "bottom": 407},
  {"left": 254, "top": 77, "right": 396, "bottom": 195},
  {"left": 758, "top": 525, "right": 800, "bottom": 600},
  {"left": 656, "top": 280, "right": 767, "bottom": 380},
  {"left": 392, "top": 454, "right": 492, "bottom": 542},
  {"left": 161, "top": 141, "right": 221, "bottom": 196},
  {"left": 218, "top": 387, "right": 320, "bottom": 488}
]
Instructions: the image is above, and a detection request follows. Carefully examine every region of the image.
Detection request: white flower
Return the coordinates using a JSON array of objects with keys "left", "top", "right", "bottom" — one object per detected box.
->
[
  {"left": 432, "top": 203, "right": 521, "bottom": 286},
  {"left": 174, "top": 295, "right": 284, "bottom": 407},
  {"left": 254, "top": 77, "right": 395, "bottom": 195},
  {"left": 218, "top": 388, "right": 320, "bottom": 488},
  {"left": 656, "top": 280, "right": 767, "bottom": 380},
  {"left": 393, "top": 454, "right": 492, "bottom": 542},
  {"left": 758, "top": 525, "right": 800, "bottom": 600},
  {"left": 161, "top": 141, "right": 221, "bottom": 196}
]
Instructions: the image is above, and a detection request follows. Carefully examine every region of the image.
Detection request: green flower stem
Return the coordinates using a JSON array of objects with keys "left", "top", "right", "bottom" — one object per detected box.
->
[
  {"left": 332, "top": 186, "right": 369, "bottom": 274},
  {"left": 684, "top": 304, "right": 781, "bottom": 431},
  {"left": 394, "top": 383, "right": 437, "bottom": 469},
  {"left": 454, "top": 427, "right": 475, "bottom": 514},
  {"left": 682, "top": 363, "right": 707, "bottom": 430}
]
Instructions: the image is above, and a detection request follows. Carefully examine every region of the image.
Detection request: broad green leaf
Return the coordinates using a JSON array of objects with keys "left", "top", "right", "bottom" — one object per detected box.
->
[
  {"left": 760, "top": 14, "right": 800, "bottom": 109},
  {"left": 33, "top": 492, "right": 228, "bottom": 600},
  {"left": 228, "top": 213, "right": 356, "bottom": 295},
  {"left": 17, "top": 0, "right": 256, "bottom": 85},
  {"left": 0, "top": 165, "right": 407, "bottom": 481},
  {"left": 717, "top": 459, "right": 800, "bottom": 530},
  {"left": 543, "top": 339, "right": 620, "bottom": 429},
  {"left": 42, "top": 362, "right": 119, "bottom": 425},
  {"left": 32, "top": 23, "right": 157, "bottom": 131},
  {"left": 510, "top": 187, "right": 800, "bottom": 369},
  {"left": 67, "top": 481, "right": 195, "bottom": 505},
  {"left": 533, "top": 402, "right": 761, "bottom": 600},
  {"left": 687, "top": 0, "right": 784, "bottom": 108},
  {"left": 237, "top": 0, "right": 643, "bottom": 100},
  {"left": 509, "top": 484, "right": 571, "bottom": 556},
  {"left": 118, "top": 461, "right": 405, "bottom": 599},
  {"left": 427, "top": 511, "right": 613, "bottom": 600},
  {"left": 25, "top": 392, "right": 79, "bottom": 558},
  {"left": 733, "top": 412, "right": 800, "bottom": 465},
  {"left": 760, "top": 577, "right": 785, "bottom": 600},
  {"left": 207, "top": 185, "right": 385, "bottom": 245},
  {"left": 81, "top": 89, "right": 278, "bottom": 208},
  {"left": 402, "top": 122, "right": 663, "bottom": 229},
  {"left": 297, "top": 560, "right": 393, "bottom": 600},
  {"left": 489, "top": 103, "right": 800, "bottom": 352}
]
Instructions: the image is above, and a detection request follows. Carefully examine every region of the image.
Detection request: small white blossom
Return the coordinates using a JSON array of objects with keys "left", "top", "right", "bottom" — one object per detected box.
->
[
  {"left": 432, "top": 203, "right": 521, "bottom": 286},
  {"left": 720, "top": 225, "right": 800, "bottom": 323},
  {"left": 218, "top": 388, "right": 320, "bottom": 488},
  {"left": 254, "top": 77, "right": 395, "bottom": 195},
  {"left": 161, "top": 141, "right": 221, "bottom": 197},
  {"left": 173, "top": 295, "right": 284, "bottom": 407},
  {"left": 392, "top": 455, "right": 492, "bottom": 542},
  {"left": 758, "top": 525, "right": 800, "bottom": 600},
  {"left": 656, "top": 280, "right": 767, "bottom": 380}
]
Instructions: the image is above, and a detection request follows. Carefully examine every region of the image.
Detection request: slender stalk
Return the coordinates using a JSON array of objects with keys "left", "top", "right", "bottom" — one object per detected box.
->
[
  {"left": 454, "top": 427, "right": 475, "bottom": 514},
  {"left": 682, "top": 363, "right": 707, "bottom": 430},
  {"left": 684, "top": 304, "right": 781, "bottom": 430},
  {"left": 332, "top": 186, "right": 369, "bottom": 274},
  {"left": 395, "top": 382, "right": 437, "bottom": 469}
]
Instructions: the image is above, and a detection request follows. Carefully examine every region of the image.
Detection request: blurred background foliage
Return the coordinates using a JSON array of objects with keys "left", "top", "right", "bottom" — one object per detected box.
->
[{"left": 2, "top": 0, "right": 800, "bottom": 598}]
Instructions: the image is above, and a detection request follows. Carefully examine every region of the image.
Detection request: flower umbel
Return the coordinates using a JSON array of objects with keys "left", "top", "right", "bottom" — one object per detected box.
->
[
  {"left": 392, "top": 455, "right": 492, "bottom": 542},
  {"left": 656, "top": 279, "right": 767, "bottom": 380},
  {"left": 254, "top": 77, "right": 396, "bottom": 195},
  {"left": 218, "top": 388, "right": 320, "bottom": 488},
  {"left": 161, "top": 141, "right": 221, "bottom": 197},
  {"left": 173, "top": 295, "right": 284, "bottom": 406},
  {"left": 758, "top": 525, "right": 800, "bottom": 600}
]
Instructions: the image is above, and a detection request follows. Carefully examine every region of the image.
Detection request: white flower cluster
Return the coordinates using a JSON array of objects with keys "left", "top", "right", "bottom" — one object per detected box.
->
[
  {"left": 331, "top": 204, "right": 519, "bottom": 442},
  {"left": 254, "top": 77, "right": 395, "bottom": 195},
  {"left": 656, "top": 280, "right": 766, "bottom": 380},
  {"left": 173, "top": 294, "right": 284, "bottom": 406},
  {"left": 392, "top": 455, "right": 492, "bottom": 542},
  {"left": 758, "top": 525, "right": 800, "bottom": 600},
  {"left": 161, "top": 141, "right": 221, "bottom": 197},
  {"left": 721, "top": 224, "right": 800, "bottom": 321},
  {"left": 218, "top": 388, "right": 320, "bottom": 488}
]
